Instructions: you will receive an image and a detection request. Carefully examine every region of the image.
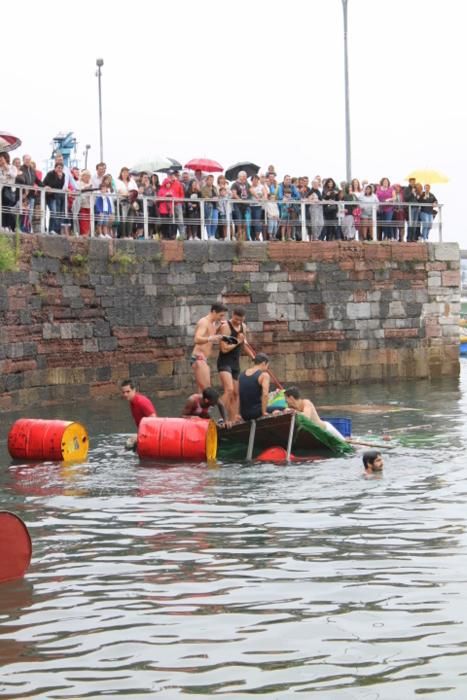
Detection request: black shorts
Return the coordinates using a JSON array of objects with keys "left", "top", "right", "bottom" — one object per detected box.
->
[{"left": 217, "top": 363, "right": 240, "bottom": 381}]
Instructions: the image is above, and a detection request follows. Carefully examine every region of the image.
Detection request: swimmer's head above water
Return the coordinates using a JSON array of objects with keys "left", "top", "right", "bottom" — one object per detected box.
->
[{"left": 362, "top": 450, "right": 384, "bottom": 474}]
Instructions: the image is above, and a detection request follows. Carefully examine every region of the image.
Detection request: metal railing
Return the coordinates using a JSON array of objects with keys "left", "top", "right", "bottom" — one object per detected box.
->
[{"left": 0, "top": 183, "right": 444, "bottom": 242}]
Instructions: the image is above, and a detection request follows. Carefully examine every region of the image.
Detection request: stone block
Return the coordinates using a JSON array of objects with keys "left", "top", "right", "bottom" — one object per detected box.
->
[
  {"left": 39, "top": 235, "right": 71, "bottom": 259},
  {"left": 347, "top": 302, "right": 371, "bottom": 319},
  {"left": 161, "top": 240, "right": 184, "bottom": 262},
  {"left": 441, "top": 270, "right": 460, "bottom": 287},
  {"left": 43, "top": 323, "right": 61, "bottom": 340},
  {"left": 98, "top": 337, "right": 118, "bottom": 352},
  {"left": 130, "top": 362, "right": 157, "bottom": 377},
  {"left": 242, "top": 243, "right": 268, "bottom": 261},
  {"left": 167, "top": 271, "right": 196, "bottom": 285},
  {"left": 83, "top": 338, "right": 99, "bottom": 352},
  {"left": 430, "top": 242, "right": 459, "bottom": 262},
  {"left": 232, "top": 262, "right": 259, "bottom": 273},
  {"left": 63, "top": 285, "right": 81, "bottom": 298},
  {"left": 388, "top": 301, "right": 406, "bottom": 317},
  {"left": 208, "top": 241, "right": 237, "bottom": 261}
]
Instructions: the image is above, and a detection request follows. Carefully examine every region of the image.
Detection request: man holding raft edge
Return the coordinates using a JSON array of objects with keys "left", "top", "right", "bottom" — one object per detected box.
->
[
  {"left": 239, "top": 353, "right": 271, "bottom": 421},
  {"left": 284, "top": 386, "right": 344, "bottom": 439}
]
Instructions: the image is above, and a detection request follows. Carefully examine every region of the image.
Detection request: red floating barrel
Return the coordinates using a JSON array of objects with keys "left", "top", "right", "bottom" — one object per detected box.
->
[
  {"left": 256, "top": 446, "right": 290, "bottom": 463},
  {"left": 0, "top": 512, "right": 32, "bottom": 584},
  {"left": 8, "top": 419, "right": 89, "bottom": 462},
  {"left": 137, "top": 417, "right": 218, "bottom": 461}
]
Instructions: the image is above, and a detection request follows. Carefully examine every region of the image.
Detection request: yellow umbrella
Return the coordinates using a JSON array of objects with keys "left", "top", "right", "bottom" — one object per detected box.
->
[{"left": 405, "top": 168, "right": 449, "bottom": 184}]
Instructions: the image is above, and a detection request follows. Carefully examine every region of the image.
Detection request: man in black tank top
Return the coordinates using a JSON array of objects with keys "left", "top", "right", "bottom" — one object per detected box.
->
[
  {"left": 239, "top": 353, "right": 270, "bottom": 421},
  {"left": 217, "top": 306, "right": 248, "bottom": 421}
]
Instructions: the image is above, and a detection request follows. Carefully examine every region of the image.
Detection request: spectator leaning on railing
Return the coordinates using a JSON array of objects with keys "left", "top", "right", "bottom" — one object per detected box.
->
[{"left": 1, "top": 152, "right": 441, "bottom": 243}]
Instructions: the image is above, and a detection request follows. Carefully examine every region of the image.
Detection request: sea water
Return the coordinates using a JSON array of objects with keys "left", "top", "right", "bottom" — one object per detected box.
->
[{"left": 1, "top": 363, "right": 467, "bottom": 698}]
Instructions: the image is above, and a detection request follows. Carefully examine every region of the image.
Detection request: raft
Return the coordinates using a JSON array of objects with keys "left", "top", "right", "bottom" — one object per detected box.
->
[{"left": 217, "top": 412, "right": 354, "bottom": 462}]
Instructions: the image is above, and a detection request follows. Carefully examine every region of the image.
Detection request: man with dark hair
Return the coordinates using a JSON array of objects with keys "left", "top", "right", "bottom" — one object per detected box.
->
[
  {"left": 190, "top": 303, "right": 228, "bottom": 391},
  {"left": 239, "top": 353, "right": 270, "bottom": 421},
  {"left": 217, "top": 306, "right": 251, "bottom": 421},
  {"left": 182, "top": 387, "right": 227, "bottom": 423},
  {"left": 121, "top": 379, "right": 157, "bottom": 428},
  {"left": 284, "top": 386, "right": 344, "bottom": 438},
  {"left": 92, "top": 162, "right": 107, "bottom": 189},
  {"left": 362, "top": 450, "right": 384, "bottom": 477}
]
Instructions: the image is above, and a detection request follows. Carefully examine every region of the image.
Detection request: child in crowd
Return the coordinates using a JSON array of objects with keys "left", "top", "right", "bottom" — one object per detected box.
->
[
  {"left": 94, "top": 182, "right": 114, "bottom": 237},
  {"left": 217, "top": 187, "right": 232, "bottom": 239},
  {"left": 265, "top": 193, "right": 280, "bottom": 240},
  {"left": 358, "top": 184, "right": 379, "bottom": 241},
  {"left": 186, "top": 180, "right": 201, "bottom": 240}
]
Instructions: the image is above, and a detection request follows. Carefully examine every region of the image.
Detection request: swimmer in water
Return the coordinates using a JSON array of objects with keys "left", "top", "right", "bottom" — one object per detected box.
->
[{"left": 362, "top": 450, "right": 384, "bottom": 478}]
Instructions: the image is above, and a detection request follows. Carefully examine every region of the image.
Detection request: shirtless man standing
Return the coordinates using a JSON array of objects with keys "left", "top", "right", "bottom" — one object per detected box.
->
[{"left": 191, "top": 303, "right": 228, "bottom": 391}]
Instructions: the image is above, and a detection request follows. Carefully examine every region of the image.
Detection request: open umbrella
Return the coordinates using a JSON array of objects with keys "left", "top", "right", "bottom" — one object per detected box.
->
[
  {"left": 184, "top": 158, "right": 223, "bottom": 173},
  {"left": 0, "top": 132, "right": 22, "bottom": 152},
  {"left": 225, "top": 161, "right": 260, "bottom": 181},
  {"left": 158, "top": 157, "right": 183, "bottom": 174},
  {"left": 132, "top": 156, "right": 173, "bottom": 173},
  {"left": 405, "top": 169, "right": 449, "bottom": 184}
]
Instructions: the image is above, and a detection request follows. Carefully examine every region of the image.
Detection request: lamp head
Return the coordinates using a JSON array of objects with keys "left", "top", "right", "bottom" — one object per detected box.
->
[{"left": 96, "top": 58, "right": 104, "bottom": 67}]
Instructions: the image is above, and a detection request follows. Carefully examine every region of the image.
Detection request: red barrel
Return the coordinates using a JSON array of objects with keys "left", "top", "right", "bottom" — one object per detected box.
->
[
  {"left": 0, "top": 512, "right": 32, "bottom": 584},
  {"left": 8, "top": 419, "right": 89, "bottom": 462},
  {"left": 137, "top": 417, "right": 218, "bottom": 461}
]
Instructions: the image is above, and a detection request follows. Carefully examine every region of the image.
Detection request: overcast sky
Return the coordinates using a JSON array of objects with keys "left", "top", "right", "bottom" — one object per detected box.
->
[{"left": 3, "top": 0, "right": 465, "bottom": 247}]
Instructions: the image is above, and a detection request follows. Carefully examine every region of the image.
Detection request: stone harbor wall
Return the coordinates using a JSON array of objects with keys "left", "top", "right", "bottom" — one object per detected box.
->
[{"left": 0, "top": 234, "right": 461, "bottom": 412}]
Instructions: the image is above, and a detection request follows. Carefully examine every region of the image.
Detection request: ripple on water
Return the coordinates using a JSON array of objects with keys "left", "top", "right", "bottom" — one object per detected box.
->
[{"left": 1, "top": 372, "right": 467, "bottom": 697}]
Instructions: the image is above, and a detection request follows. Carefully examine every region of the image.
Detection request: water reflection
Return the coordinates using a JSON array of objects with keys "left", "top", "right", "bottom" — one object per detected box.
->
[{"left": 0, "top": 365, "right": 467, "bottom": 696}]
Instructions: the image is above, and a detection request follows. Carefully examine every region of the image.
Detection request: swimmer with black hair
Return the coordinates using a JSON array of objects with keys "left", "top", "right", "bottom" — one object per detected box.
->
[{"left": 362, "top": 450, "right": 384, "bottom": 478}]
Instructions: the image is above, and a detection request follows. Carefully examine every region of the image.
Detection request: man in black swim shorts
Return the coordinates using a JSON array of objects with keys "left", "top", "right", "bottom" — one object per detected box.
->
[{"left": 217, "top": 306, "right": 249, "bottom": 421}]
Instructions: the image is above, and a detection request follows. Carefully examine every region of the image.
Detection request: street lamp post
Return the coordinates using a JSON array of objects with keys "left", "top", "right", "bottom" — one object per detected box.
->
[
  {"left": 96, "top": 58, "right": 104, "bottom": 163},
  {"left": 84, "top": 144, "right": 91, "bottom": 169},
  {"left": 342, "top": 0, "right": 351, "bottom": 183}
]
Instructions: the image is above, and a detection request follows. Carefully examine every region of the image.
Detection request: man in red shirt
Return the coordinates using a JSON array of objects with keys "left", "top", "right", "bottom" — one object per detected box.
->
[{"left": 121, "top": 379, "right": 157, "bottom": 428}]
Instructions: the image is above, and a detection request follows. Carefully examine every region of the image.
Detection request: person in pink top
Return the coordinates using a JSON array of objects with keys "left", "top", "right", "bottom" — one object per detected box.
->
[{"left": 376, "top": 177, "right": 395, "bottom": 240}]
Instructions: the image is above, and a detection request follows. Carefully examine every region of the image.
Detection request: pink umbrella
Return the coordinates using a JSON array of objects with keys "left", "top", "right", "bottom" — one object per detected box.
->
[
  {"left": 0, "top": 131, "right": 22, "bottom": 152},
  {"left": 184, "top": 158, "right": 223, "bottom": 173}
]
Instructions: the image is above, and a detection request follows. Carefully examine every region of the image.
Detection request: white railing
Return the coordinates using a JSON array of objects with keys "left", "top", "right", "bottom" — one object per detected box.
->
[{"left": 0, "top": 183, "right": 444, "bottom": 243}]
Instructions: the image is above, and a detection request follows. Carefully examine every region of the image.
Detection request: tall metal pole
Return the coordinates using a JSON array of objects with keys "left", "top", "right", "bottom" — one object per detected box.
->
[
  {"left": 342, "top": 0, "right": 351, "bottom": 183},
  {"left": 96, "top": 58, "right": 104, "bottom": 162}
]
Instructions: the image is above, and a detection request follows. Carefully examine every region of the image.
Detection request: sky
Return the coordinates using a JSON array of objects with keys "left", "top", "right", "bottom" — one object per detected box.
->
[{"left": 2, "top": 0, "right": 466, "bottom": 247}]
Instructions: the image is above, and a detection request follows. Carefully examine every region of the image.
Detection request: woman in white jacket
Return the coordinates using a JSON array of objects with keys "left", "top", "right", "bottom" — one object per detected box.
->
[{"left": 358, "top": 184, "right": 379, "bottom": 241}]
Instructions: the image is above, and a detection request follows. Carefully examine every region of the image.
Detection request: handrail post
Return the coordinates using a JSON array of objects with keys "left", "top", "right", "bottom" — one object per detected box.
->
[
  {"left": 438, "top": 203, "right": 443, "bottom": 242},
  {"left": 372, "top": 202, "right": 377, "bottom": 241},
  {"left": 301, "top": 201, "right": 308, "bottom": 241},
  {"left": 226, "top": 201, "right": 232, "bottom": 241},
  {"left": 143, "top": 195, "right": 149, "bottom": 239},
  {"left": 90, "top": 193, "right": 95, "bottom": 237},
  {"left": 40, "top": 188, "right": 46, "bottom": 233},
  {"left": 246, "top": 420, "right": 257, "bottom": 461},
  {"left": 200, "top": 199, "right": 207, "bottom": 240}
]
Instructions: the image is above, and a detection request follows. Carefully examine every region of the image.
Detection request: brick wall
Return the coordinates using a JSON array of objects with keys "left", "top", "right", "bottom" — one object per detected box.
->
[{"left": 0, "top": 234, "right": 460, "bottom": 412}]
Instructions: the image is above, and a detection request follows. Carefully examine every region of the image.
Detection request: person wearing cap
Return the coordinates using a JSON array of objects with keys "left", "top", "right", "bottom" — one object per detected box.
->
[{"left": 239, "top": 353, "right": 270, "bottom": 421}]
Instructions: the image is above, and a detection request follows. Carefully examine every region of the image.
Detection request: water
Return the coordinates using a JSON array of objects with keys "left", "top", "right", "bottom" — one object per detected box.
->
[{"left": 1, "top": 363, "right": 467, "bottom": 698}]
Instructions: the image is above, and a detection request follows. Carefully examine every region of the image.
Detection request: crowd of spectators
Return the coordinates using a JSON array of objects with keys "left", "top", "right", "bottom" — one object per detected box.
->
[{"left": 0, "top": 152, "right": 439, "bottom": 243}]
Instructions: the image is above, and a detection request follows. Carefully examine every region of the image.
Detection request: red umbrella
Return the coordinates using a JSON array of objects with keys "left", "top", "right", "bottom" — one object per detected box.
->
[
  {"left": 184, "top": 158, "right": 223, "bottom": 173},
  {"left": 0, "top": 131, "right": 22, "bottom": 152}
]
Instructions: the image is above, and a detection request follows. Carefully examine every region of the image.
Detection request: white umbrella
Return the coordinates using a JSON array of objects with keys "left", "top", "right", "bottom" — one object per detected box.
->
[{"left": 132, "top": 156, "right": 173, "bottom": 173}]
